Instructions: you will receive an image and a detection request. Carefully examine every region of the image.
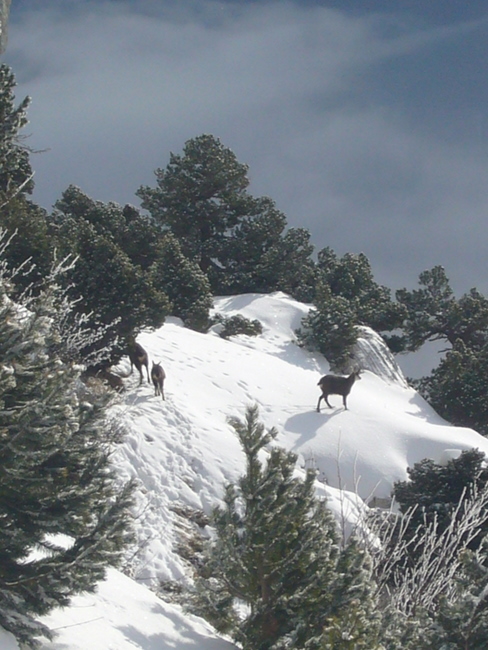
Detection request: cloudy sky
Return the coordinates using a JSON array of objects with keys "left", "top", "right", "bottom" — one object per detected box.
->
[{"left": 4, "top": 0, "right": 488, "bottom": 295}]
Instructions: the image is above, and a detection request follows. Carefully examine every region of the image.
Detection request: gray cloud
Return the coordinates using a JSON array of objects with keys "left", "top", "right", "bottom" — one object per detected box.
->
[{"left": 5, "top": 0, "right": 488, "bottom": 298}]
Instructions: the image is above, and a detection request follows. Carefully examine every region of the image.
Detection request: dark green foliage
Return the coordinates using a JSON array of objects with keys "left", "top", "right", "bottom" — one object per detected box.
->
[
  {"left": 297, "top": 248, "right": 403, "bottom": 370},
  {"left": 54, "top": 188, "right": 160, "bottom": 272},
  {"left": 137, "top": 134, "right": 316, "bottom": 298},
  {"left": 274, "top": 227, "right": 317, "bottom": 303},
  {"left": 393, "top": 449, "right": 488, "bottom": 554},
  {"left": 317, "top": 247, "right": 405, "bottom": 333},
  {"left": 211, "top": 313, "right": 263, "bottom": 339},
  {"left": 396, "top": 266, "right": 488, "bottom": 353},
  {"left": 50, "top": 186, "right": 171, "bottom": 361},
  {"left": 191, "top": 405, "right": 380, "bottom": 650},
  {"left": 396, "top": 266, "right": 455, "bottom": 352},
  {"left": 0, "top": 65, "right": 54, "bottom": 291},
  {"left": 395, "top": 266, "right": 488, "bottom": 432},
  {"left": 297, "top": 281, "right": 358, "bottom": 371},
  {"left": 416, "top": 340, "right": 488, "bottom": 435},
  {"left": 137, "top": 134, "right": 252, "bottom": 275},
  {"left": 207, "top": 194, "right": 287, "bottom": 293},
  {"left": 397, "top": 267, "right": 488, "bottom": 434},
  {"left": 0, "top": 262, "right": 134, "bottom": 647},
  {"left": 212, "top": 202, "right": 316, "bottom": 299},
  {"left": 0, "top": 64, "right": 33, "bottom": 203},
  {"left": 52, "top": 185, "right": 213, "bottom": 348},
  {"left": 148, "top": 233, "right": 213, "bottom": 332},
  {"left": 0, "top": 198, "right": 53, "bottom": 292},
  {"left": 57, "top": 219, "right": 168, "bottom": 359}
]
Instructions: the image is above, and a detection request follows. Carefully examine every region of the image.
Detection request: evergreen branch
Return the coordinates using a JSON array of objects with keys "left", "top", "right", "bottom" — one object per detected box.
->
[{"left": 0, "top": 170, "right": 35, "bottom": 209}]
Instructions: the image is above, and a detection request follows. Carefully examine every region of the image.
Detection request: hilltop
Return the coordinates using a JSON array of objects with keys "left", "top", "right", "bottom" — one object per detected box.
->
[{"left": 35, "top": 292, "right": 488, "bottom": 649}]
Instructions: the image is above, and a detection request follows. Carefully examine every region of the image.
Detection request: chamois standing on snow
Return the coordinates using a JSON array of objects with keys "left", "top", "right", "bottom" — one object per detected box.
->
[
  {"left": 151, "top": 362, "right": 165, "bottom": 400},
  {"left": 128, "top": 340, "right": 150, "bottom": 384},
  {"left": 316, "top": 369, "right": 362, "bottom": 411}
]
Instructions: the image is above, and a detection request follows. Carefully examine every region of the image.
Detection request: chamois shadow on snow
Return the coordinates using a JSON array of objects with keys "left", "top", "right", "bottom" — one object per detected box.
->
[{"left": 285, "top": 408, "right": 343, "bottom": 449}]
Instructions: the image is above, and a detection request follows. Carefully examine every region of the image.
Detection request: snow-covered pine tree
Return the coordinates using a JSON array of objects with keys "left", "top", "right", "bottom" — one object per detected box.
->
[
  {"left": 426, "top": 543, "right": 488, "bottom": 649},
  {"left": 392, "top": 449, "right": 488, "bottom": 555},
  {"left": 0, "top": 250, "right": 134, "bottom": 647},
  {"left": 363, "top": 464, "right": 488, "bottom": 649},
  {"left": 191, "top": 405, "right": 381, "bottom": 650}
]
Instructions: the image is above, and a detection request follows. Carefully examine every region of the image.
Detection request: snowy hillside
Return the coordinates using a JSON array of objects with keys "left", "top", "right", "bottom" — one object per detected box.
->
[{"left": 34, "top": 292, "right": 488, "bottom": 649}]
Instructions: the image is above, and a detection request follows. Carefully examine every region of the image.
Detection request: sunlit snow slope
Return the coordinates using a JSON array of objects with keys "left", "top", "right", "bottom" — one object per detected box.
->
[
  {"left": 109, "top": 291, "right": 488, "bottom": 585},
  {"left": 36, "top": 291, "right": 488, "bottom": 649}
]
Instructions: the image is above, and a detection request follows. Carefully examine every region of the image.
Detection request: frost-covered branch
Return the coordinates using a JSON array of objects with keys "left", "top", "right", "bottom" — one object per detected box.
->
[{"left": 364, "top": 481, "right": 488, "bottom": 617}]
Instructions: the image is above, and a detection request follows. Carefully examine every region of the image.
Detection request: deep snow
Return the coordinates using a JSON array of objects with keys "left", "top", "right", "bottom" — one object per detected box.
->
[{"left": 8, "top": 292, "right": 488, "bottom": 649}]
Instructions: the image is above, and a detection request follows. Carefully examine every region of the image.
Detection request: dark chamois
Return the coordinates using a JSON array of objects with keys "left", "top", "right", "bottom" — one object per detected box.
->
[
  {"left": 96, "top": 367, "right": 125, "bottom": 392},
  {"left": 128, "top": 340, "right": 150, "bottom": 384},
  {"left": 316, "top": 369, "right": 361, "bottom": 411},
  {"left": 151, "top": 362, "right": 165, "bottom": 400},
  {"left": 82, "top": 365, "right": 125, "bottom": 392}
]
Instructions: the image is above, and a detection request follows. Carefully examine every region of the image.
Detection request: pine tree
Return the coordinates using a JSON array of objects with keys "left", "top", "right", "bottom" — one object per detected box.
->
[
  {"left": 212, "top": 199, "right": 315, "bottom": 298},
  {"left": 0, "top": 199, "right": 53, "bottom": 294},
  {"left": 297, "top": 248, "right": 404, "bottom": 370},
  {"left": 0, "top": 64, "right": 54, "bottom": 291},
  {"left": 137, "top": 134, "right": 316, "bottom": 296},
  {"left": 416, "top": 340, "right": 488, "bottom": 435},
  {"left": 0, "top": 252, "right": 135, "bottom": 647},
  {"left": 191, "top": 405, "right": 380, "bottom": 650},
  {"left": 148, "top": 233, "right": 213, "bottom": 332},
  {"left": 51, "top": 186, "right": 171, "bottom": 360},
  {"left": 296, "top": 280, "right": 359, "bottom": 371},
  {"left": 270, "top": 227, "right": 316, "bottom": 303},
  {"left": 392, "top": 448, "right": 488, "bottom": 552},
  {"left": 316, "top": 247, "right": 404, "bottom": 334},
  {"left": 0, "top": 64, "right": 32, "bottom": 203},
  {"left": 137, "top": 134, "right": 252, "bottom": 275},
  {"left": 396, "top": 266, "right": 488, "bottom": 353},
  {"left": 395, "top": 266, "right": 488, "bottom": 432}
]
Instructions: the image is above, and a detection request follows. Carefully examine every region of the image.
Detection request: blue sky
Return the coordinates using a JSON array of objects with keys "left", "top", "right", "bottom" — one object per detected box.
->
[{"left": 4, "top": 0, "right": 488, "bottom": 297}]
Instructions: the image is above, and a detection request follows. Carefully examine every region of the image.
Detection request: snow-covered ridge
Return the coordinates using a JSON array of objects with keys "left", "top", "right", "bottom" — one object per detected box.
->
[
  {"left": 36, "top": 292, "right": 488, "bottom": 649},
  {"left": 107, "top": 292, "right": 488, "bottom": 581}
]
